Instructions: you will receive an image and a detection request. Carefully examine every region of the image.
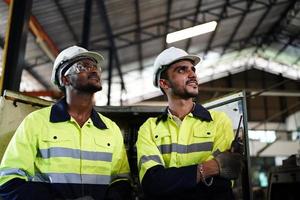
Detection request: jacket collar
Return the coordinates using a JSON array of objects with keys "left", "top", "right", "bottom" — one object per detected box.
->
[
  {"left": 156, "top": 103, "right": 212, "bottom": 124},
  {"left": 50, "top": 98, "right": 107, "bottom": 129},
  {"left": 192, "top": 103, "right": 212, "bottom": 121}
]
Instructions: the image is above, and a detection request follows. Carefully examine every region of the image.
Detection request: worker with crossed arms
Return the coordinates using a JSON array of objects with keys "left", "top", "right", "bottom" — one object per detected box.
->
[{"left": 136, "top": 47, "right": 243, "bottom": 200}]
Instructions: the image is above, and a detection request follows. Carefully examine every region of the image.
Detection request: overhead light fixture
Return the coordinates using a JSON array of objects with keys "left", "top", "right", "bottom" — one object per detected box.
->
[{"left": 166, "top": 21, "right": 217, "bottom": 43}]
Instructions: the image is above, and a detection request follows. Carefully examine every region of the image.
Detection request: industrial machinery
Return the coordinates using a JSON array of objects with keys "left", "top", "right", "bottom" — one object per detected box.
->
[{"left": 267, "top": 154, "right": 300, "bottom": 200}]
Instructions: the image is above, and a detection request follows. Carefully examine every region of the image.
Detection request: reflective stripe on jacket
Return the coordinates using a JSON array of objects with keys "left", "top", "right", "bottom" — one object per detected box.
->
[
  {"left": 0, "top": 98, "right": 130, "bottom": 186},
  {"left": 136, "top": 104, "right": 234, "bottom": 181}
]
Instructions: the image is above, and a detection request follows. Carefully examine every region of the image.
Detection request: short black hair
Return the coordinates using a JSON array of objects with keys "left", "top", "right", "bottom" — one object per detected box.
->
[
  {"left": 158, "top": 66, "right": 169, "bottom": 95},
  {"left": 159, "top": 66, "right": 169, "bottom": 81}
]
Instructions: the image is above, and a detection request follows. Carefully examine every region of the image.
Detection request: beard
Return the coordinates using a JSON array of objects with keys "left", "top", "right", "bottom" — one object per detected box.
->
[
  {"left": 71, "top": 79, "right": 102, "bottom": 94},
  {"left": 78, "top": 83, "right": 102, "bottom": 93},
  {"left": 70, "top": 72, "right": 102, "bottom": 93},
  {"left": 172, "top": 87, "right": 198, "bottom": 99},
  {"left": 169, "top": 80, "right": 198, "bottom": 99}
]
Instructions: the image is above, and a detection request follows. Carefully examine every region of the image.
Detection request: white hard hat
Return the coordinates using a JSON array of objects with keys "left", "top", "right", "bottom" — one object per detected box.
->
[
  {"left": 153, "top": 47, "right": 202, "bottom": 87},
  {"left": 51, "top": 45, "right": 104, "bottom": 88}
]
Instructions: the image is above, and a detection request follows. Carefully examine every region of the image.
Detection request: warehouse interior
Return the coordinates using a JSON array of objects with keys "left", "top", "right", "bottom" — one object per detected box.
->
[{"left": 0, "top": 0, "right": 299, "bottom": 199}]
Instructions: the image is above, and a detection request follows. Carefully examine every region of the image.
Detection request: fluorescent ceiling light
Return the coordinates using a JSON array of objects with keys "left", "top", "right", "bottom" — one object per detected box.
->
[{"left": 166, "top": 21, "right": 217, "bottom": 43}]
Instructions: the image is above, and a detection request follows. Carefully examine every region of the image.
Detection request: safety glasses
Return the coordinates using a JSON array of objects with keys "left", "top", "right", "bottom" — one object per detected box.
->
[{"left": 64, "top": 60, "right": 101, "bottom": 76}]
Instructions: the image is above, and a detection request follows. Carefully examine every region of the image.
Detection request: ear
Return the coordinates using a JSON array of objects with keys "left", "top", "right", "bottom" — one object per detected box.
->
[
  {"left": 61, "top": 75, "right": 71, "bottom": 86},
  {"left": 159, "top": 79, "right": 170, "bottom": 90}
]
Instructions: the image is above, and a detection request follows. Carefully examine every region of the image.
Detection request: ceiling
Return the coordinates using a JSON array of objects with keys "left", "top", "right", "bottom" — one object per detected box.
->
[{"left": 0, "top": 0, "right": 299, "bottom": 127}]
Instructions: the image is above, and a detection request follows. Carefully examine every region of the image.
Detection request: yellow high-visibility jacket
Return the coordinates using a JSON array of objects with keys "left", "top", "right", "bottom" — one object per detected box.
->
[
  {"left": 0, "top": 98, "right": 130, "bottom": 187},
  {"left": 136, "top": 104, "right": 234, "bottom": 181}
]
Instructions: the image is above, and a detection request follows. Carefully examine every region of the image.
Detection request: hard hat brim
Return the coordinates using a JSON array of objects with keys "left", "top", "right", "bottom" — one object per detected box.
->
[
  {"left": 73, "top": 51, "right": 104, "bottom": 65},
  {"left": 167, "top": 55, "right": 201, "bottom": 66}
]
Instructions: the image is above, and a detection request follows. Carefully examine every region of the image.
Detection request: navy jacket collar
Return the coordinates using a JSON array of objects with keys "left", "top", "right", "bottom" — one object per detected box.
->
[
  {"left": 192, "top": 104, "right": 213, "bottom": 121},
  {"left": 50, "top": 98, "right": 107, "bottom": 129},
  {"left": 156, "top": 103, "right": 212, "bottom": 124}
]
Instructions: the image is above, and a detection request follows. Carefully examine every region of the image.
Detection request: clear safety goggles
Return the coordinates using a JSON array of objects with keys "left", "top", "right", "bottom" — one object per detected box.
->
[{"left": 64, "top": 60, "right": 101, "bottom": 76}]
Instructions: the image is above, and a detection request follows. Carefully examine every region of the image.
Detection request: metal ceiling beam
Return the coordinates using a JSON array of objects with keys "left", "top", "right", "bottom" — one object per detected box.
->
[
  {"left": 107, "top": 48, "right": 113, "bottom": 105},
  {"left": 242, "top": 2, "right": 273, "bottom": 49},
  {"left": 254, "top": 0, "right": 270, "bottom": 7},
  {"left": 91, "top": 0, "right": 267, "bottom": 44},
  {"left": 26, "top": 67, "right": 51, "bottom": 88},
  {"left": 28, "top": 15, "right": 59, "bottom": 60},
  {"left": 96, "top": 0, "right": 125, "bottom": 91},
  {"left": 273, "top": 37, "right": 297, "bottom": 60},
  {"left": 0, "top": 0, "right": 33, "bottom": 95},
  {"left": 247, "top": 79, "right": 290, "bottom": 99},
  {"left": 228, "top": 2, "right": 249, "bottom": 12},
  {"left": 81, "top": 0, "right": 92, "bottom": 48},
  {"left": 270, "top": 32, "right": 300, "bottom": 47},
  {"left": 93, "top": 2, "right": 279, "bottom": 51},
  {"left": 163, "top": 0, "right": 172, "bottom": 50},
  {"left": 185, "top": 0, "right": 202, "bottom": 52},
  {"left": 4, "top": 0, "right": 59, "bottom": 59},
  {"left": 134, "top": 0, "right": 143, "bottom": 71},
  {"left": 101, "top": 33, "right": 263, "bottom": 75},
  {"left": 221, "top": 1, "right": 253, "bottom": 56},
  {"left": 253, "top": 0, "right": 297, "bottom": 55},
  {"left": 54, "top": 0, "right": 79, "bottom": 44},
  {"left": 2, "top": 0, "right": 54, "bottom": 89},
  {"left": 268, "top": 1, "right": 299, "bottom": 60},
  {"left": 228, "top": 0, "right": 277, "bottom": 64},
  {"left": 292, "top": 56, "right": 300, "bottom": 65},
  {"left": 197, "top": 87, "right": 300, "bottom": 97},
  {"left": 203, "top": 0, "right": 229, "bottom": 58},
  {"left": 252, "top": 101, "right": 300, "bottom": 129},
  {"left": 0, "top": 29, "right": 50, "bottom": 89},
  {"left": 25, "top": 56, "right": 51, "bottom": 69},
  {"left": 90, "top": 0, "right": 291, "bottom": 66},
  {"left": 97, "top": 31, "right": 265, "bottom": 57}
]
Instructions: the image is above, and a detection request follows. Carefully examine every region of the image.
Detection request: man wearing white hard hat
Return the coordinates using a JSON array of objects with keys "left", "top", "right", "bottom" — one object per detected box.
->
[
  {"left": 0, "top": 46, "right": 132, "bottom": 200},
  {"left": 136, "top": 47, "right": 243, "bottom": 199}
]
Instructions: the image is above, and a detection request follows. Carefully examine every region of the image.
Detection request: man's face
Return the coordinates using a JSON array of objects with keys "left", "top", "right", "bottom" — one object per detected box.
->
[
  {"left": 63, "top": 58, "right": 102, "bottom": 93},
  {"left": 163, "top": 60, "right": 199, "bottom": 99}
]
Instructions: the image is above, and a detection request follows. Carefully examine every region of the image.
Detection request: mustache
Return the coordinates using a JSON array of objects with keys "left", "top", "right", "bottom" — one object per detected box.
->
[
  {"left": 88, "top": 72, "right": 100, "bottom": 79},
  {"left": 186, "top": 78, "right": 198, "bottom": 85}
]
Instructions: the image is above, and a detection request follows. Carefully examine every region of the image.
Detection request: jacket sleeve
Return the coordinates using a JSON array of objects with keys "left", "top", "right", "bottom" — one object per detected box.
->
[
  {"left": 212, "top": 112, "right": 235, "bottom": 155},
  {"left": 0, "top": 178, "right": 53, "bottom": 200},
  {"left": 136, "top": 119, "right": 165, "bottom": 181},
  {"left": 136, "top": 120, "right": 198, "bottom": 197},
  {"left": 0, "top": 114, "right": 38, "bottom": 186},
  {"left": 142, "top": 165, "right": 198, "bottom": 197},
  {"left": 107, "top": 123, "right": 132, "bottom": 200},
  {"left": 110, "top": 123, "right": 131, "bottom": 183},
  {"left": 105, "top": 179, "right": 132, "bottom": 200}
]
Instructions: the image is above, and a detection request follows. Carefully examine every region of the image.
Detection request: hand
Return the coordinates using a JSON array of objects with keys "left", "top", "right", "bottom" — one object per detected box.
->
[
  {"left": 214, "top": 151, "right": 243, "bottom": 180},
  {"left": 197, "top": 159, "right": 219, "bottom": 183}
]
